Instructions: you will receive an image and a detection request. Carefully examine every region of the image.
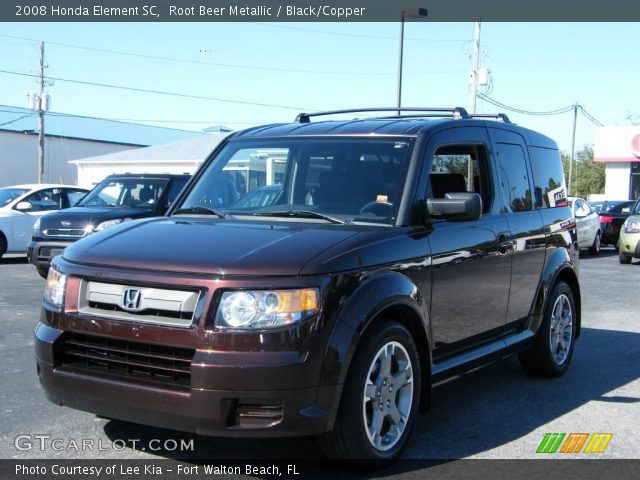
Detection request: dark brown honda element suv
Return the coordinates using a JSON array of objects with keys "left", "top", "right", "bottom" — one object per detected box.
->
[{"left": 36, "top": 108, "right": 580, "bottom": 460}]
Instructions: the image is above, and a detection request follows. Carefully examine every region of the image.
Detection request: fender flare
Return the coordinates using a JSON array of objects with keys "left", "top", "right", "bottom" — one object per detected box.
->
[
  {"left": 319, "top": 270, "right": 431, "bottom": 387},
  {"left": 529, "top": 248, "right": 581, "bottom": 337}
]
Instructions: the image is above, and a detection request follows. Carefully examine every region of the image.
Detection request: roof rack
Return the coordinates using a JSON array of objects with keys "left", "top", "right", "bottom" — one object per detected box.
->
[
  {"left": 470, "top": 113, "right": 512, "bottom": 123},
  {"left": 294, "top": 107, "right": 470, "bottom": 124}
]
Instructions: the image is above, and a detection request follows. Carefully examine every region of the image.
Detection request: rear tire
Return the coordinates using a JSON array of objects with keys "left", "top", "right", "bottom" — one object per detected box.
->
[
  {"left": 619, "top": 252, "right": 632, "bottom": 264},
  {"left": 319, "top": 320, "right": 421, "bottom": 462},
  {"left": 519, "top": 281, "right": 577, "bottom": 378},
  {"left": 36, "top": 266, "right": 49, "bottom": 279},
  {"left": 588, "top": 232, "right": 601, "bottom": 255},
  {"left": 0, "top": 234, "right": 5, "bottom": 259}
]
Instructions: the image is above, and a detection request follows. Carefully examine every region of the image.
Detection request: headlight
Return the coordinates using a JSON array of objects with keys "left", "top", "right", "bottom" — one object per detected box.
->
[
  {"left": 94, "top": 217, "right": 132, "bottom": 232},
  {"left": 215, "top": 289, "right": 319, "bottom": 329},
  {"left": 624, "top": 221, "right": 640, "bottom": 234},
  {"left": 43, "top": 266, "right": 67, "bottom": 308},
  {"left": 32, "top": 218, "right": 41, "bottom": 235}
]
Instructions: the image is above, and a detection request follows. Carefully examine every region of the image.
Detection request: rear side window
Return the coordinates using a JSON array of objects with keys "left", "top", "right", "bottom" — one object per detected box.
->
[
  {"left": 494, "top": 143, "right": 532, "bottom": 212},
  {"left": 529, "top": 146, "right": 568, "bottom": 208}
]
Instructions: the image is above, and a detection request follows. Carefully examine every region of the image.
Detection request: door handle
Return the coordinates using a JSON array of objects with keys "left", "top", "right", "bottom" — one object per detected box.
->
[{"left": 497, "top": 232, "right": 515, "bottom": 254}]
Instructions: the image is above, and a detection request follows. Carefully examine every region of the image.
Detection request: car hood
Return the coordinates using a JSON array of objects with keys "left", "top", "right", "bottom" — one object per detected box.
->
[
  {"left": 63, "top": 217, "right": 363, "bottom": 276},
  {"left": 624, "top": 214, "right": 640, "bottom": 224},
  {"left": 39, "top": 206, "right": 157, "bottom": 230}
]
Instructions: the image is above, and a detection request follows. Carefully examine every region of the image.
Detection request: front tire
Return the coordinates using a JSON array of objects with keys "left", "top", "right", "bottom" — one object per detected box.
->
[
  {"left": 319, "top": 321, "right": 421, "bottom": 461},
  {"left": 619, "top": 252, "right": 632, "bottom": 264},
  {"left": 519, "top": 281, "right": 577, "bottom": 378},
  {"left": 589, "top": 231, "right": 601, "bottom": 255}
]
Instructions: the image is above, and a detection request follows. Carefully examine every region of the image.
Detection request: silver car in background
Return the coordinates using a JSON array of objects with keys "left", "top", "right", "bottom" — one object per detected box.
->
[{"left": 571, "top": 197, "right": 601, "bottom": 254}]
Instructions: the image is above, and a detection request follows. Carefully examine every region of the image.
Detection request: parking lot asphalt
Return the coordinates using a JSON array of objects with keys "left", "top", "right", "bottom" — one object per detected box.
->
[{"left": 0, "top": 250, "right": 638, "bottom": 461}]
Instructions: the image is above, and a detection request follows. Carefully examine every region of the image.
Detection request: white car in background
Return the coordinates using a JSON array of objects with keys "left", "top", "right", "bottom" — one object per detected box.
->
[
  {"left": 0, "top": 184, "right": 89, "bottom": 259},
  {"left": 570, "top": 197, "right": 601, "bottom": 254}
]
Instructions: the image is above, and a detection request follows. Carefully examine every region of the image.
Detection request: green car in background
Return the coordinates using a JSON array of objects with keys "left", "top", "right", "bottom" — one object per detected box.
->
[{"left": 618, "top": 199, "right": 640, "bottom": 264}]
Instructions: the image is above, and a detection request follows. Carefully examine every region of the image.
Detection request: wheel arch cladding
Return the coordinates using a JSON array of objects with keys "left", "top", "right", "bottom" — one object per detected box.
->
[{"left": 323, "top": 271, "right": 431, "bottom": 411}]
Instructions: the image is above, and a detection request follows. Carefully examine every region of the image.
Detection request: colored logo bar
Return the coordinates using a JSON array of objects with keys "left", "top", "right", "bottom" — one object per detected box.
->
[{"left": 537, "top": 433, "right": 613, "bottom": 454}]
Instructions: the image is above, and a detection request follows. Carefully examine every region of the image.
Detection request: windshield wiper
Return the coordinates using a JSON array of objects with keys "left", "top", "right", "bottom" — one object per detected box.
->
[
  {"left": 253, "top": 210, "right": 346, "bottom": 224},
  {"left": 173, "top": 206, "right": 230, "bottom": 218}
]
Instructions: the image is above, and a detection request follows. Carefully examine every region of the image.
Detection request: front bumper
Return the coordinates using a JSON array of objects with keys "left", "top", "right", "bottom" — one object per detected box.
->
[
  {"left": 618, "top": 230, "right": 640, "bottom": 258},
  {"left": 35, "top": 322, "right": 341, "bottom": 437},
  {"left": 28, "top": 240, "right": 73, "bottom": 268}
]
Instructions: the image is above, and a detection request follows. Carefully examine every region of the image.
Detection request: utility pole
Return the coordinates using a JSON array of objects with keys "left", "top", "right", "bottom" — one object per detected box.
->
[
  {"left": 568, "top": 103, "right": 578, "bottom": 196},
  {"left": 469, "top": 21, "right": 481, "bottom": 116},
  {"left": 468, "top": 20, "right": 481, "bottom": 190},
  {"left": 396, "top": 8, "right": 428, "bottom": 116},
  {"left": 37, "top": 41, "right": 45, "bottom": 184}
]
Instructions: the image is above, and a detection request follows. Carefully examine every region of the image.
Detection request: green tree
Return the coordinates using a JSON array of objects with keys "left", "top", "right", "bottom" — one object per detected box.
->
[{"left": 561, "top": 146, "right": 605, "bottom": 199}]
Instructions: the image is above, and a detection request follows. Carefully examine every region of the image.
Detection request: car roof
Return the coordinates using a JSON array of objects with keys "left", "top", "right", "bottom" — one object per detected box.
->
[
  {"left": 104, "top": 173, "right": 191, "bottom": 179},
  {"left": 231, "top": 112, "right": 557, "bottom": 148},
  {"left": 1, "top": 184, "right": 87, "bottom": 190}
]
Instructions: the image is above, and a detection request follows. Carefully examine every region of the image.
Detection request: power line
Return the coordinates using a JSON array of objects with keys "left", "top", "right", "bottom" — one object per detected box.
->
[
  {"left": 0, "top": 107, "right": 263, "bottom": 128},
  {"left": 478, "top": 93, "right": 605, "bottom": 127},
  {"left": 579, "top": 106, "right": 604, "bottom": 127},
  {"left": 478, "top": 93, "right": 575, "bottom": 116},
  {"left": 0, "top": 33, "right": 465, "bottom": 77},
  {"left": 0, "top": 69, "right": 313, "bottom": 111}
]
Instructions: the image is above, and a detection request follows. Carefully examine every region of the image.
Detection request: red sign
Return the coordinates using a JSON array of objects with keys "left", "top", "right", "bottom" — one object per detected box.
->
[{"left": 632, "top": 133, "right": 640, "bottom": 158}]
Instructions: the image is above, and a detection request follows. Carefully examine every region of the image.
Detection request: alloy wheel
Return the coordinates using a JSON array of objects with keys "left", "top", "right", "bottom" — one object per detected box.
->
[
  {"left": 549, "top": 293, "right": 573, "bottom": 365},
  {"left": 362, "top": 341, "right": 413, "bottom": 452}
]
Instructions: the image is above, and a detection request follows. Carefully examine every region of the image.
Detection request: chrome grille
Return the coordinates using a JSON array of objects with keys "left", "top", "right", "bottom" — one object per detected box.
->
[
  {"left": 58, "top": 333, "right": 194, "bottom": 390},
  {"left": 43, "top": 228, "right": 86, "bottom": 238},
  {"left": 77, "top": 280, "right": 199, "bottom": 328}
]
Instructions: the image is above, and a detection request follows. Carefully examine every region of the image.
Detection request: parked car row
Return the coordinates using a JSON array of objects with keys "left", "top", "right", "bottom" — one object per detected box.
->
[
  {"left": 27, "top": 173, "right": 191, "bottom": 278},
  {"left": 590, "top": 200, "right": 636, "bottom": 248},
  {"left": 3, "top": 183, "right": 640, "bottom": 275}
]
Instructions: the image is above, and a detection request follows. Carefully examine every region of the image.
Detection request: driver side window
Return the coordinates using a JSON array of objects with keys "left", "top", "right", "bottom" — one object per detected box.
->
[
  {"left": 429, "top": 144, "right": 492, "bottom": 214},
  {"left": 24, "top": 189, "right": 62, "bottom": 212}
]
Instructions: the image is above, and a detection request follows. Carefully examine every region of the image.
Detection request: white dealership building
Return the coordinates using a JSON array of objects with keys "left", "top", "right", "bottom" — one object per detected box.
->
[{"left": 594, "top": 126, "right": 640, "bottom": 201}]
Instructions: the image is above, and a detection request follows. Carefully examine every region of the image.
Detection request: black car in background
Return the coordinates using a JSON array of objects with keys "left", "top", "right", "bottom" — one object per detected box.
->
[
  {"left": 593, "top": 200, "right": 636, "bottom": 247},
  {"left": 28, "top": 173, "right": 190, "bottom": 277}
]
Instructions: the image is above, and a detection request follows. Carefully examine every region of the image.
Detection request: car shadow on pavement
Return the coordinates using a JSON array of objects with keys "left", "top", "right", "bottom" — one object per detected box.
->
[
  {"left": 579, "top": 248, "right": 617, "bottom": 260},
  {"left": 103, "top": 327, "right": 639, "bottom": 467},
  {"left": 0, "top": 255, "right": 28, "bottom": 265}
]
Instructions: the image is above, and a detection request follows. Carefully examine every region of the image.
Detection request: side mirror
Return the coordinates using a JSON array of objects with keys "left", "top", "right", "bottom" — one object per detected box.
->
[
  {"left": 427, "top": 192, "right": 482, "bottom": 221},
  {"left": 15, "top": 201, "right": 32, "bottom": 212}
]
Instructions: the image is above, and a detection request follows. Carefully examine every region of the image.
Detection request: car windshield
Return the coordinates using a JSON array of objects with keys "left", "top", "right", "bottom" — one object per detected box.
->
[
  {"left": 589, "top": 202, "right": 602, "bottom": 213},
  {"left": 78, "top": 178, "right": 169, "bottom": 208},
  {"left": 632, "top": 200, "right": 640, "bottom": 215},
  {"left": 176, "top": 137, "right": 415, "bottom": 225},
  {"left": 0, "top": 188, "right": 28, "bottom": 207}
]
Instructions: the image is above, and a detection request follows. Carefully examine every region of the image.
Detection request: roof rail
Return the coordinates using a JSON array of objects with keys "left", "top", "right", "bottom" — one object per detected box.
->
[
  {"left": 295, "top": 107, "right": 470, "bottom": 124},
  {"left": 470, "top": 113, "right": 512, "bottom": 123}
]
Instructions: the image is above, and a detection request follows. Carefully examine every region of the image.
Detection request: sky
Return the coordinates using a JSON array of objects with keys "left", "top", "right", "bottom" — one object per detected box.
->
[{"left": 0, "top": 22, "right": 638, "bottom": 153}]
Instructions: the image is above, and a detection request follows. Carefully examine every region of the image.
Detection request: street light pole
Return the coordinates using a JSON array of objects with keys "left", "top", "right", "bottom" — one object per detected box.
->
[
  {"left": 396, "top": 14, "right": 406, "bottom": 116},
  {"left": 396, "top": 8, "right": 428, "bottom": 116}
]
